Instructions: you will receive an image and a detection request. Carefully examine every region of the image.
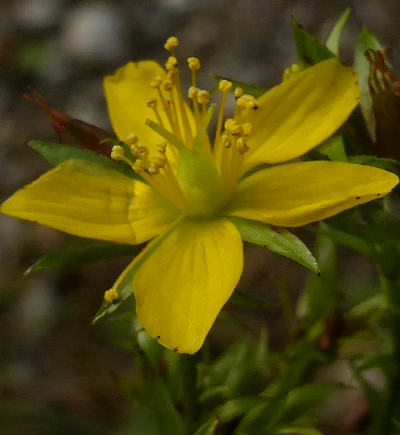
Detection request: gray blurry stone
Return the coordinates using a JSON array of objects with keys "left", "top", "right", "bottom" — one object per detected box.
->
[
  {"left": 13, "top": 0, "right": 62, "bottom": 30},
  {"left": 61, "top": 4, "right": 127, "bottom": 64}
]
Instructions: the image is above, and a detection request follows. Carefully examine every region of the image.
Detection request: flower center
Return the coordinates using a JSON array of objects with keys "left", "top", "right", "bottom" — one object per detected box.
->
[{"left": 110, "top": 36, "right": 260, "bottom": 216}]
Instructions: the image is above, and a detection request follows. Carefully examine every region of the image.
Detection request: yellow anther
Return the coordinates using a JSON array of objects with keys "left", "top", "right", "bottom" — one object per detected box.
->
[
  {"left": 241, "top": 122, "right": 252, "bottom": 136},
  {"left": 150, "top": 76, "right": 163, "bottom": 88},
  {"left": 126, "top": 133, "right": 139, "bottom": 146},
  {"left": 219, "top": 79, "right": 233, "bottom": 93},
  {"left": 236, "top": 94, "right": 257, "bottom": 109},
  {"left": 147, "top": 99, "right": 158, "bottom": 109},
  {"left": 156, "top": 142, "right": 167, "bottom": 153},
  {"left": 148, "top": 162, "right": 160, "bottom": 175},
  {"left": 187, "top": 57, "right": 201, "bottom": 71},
  {"left": 131, "top": 144, "right": 149, "bottom": 159},
  {"left": 111, "top": 145, "right": 125, "bottom": 161},
  {"left": 234, "top": 87, "right": 244, "bottom": 98},
  {"left": 163, "top": 79, "right": 173, "bottom": 92},
  {"left": 132, "top": 159, "right": 146, "bottom": 173},
  {"left": 221, "top": 133, "right": 232, "bottom": 148},
  {"left": 283, "top": 64, "right": 301, "bottom": 82},
  {"left": 164, "top": 36, "right": 179, "bottom": 52},
  {"left": 197, "top": 90, "right": 210, "bottom": 104},
  {"left": 104, "top": 288, "right": 119, "bottom": 304},
  {"left": 188, "top": 86, "right": 199, "bottom": 99},
  {"left": 236, "top": 137, "right": 250, "bottom": 155},
  {"left": 153, "top": 154, "right": 167, "bottom": 168},
  {"left": 166, "top": 56, "right": 178, "bottom": 70},
  {"left": 224, "top": 118, "right": 239, "bottom": 133}
]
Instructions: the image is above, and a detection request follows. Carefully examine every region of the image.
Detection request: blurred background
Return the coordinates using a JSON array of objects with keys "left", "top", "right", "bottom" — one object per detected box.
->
[{"left": 1, "top": 0, "right": 400, "bottom": 433}]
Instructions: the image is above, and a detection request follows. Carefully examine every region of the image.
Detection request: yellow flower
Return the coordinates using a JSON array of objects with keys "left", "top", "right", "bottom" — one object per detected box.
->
[{"left": 2, "top": 37, "right": 398, "bottom": 354}]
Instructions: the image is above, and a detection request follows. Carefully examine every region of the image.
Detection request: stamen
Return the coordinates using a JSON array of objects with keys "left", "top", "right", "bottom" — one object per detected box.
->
[
  {"left": 188, "top": 86, "right": 200, "bottom": 126},
  {"left": 147, "top": 99, "right": 164, "bottom": 127},
  {"left": 214, "top": 79, "right": 232, "bottom": 149},
  {"left": 166, "top": 59, "right": 193, "bottom": 145},
  {"left": 164, "top": 36, "right": 179, "bottom": 56},
  {"left": 234, "top": 87, "right": 244, "bottom": 98},
  {"left": 162, "top": 79, "right": 181, "bottom": 138},
  {"left": 197, "top": 90, "right": 210, "bottom": 115}
]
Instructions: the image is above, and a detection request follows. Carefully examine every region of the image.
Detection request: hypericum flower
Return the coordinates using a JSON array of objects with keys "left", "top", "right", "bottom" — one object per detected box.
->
[{"left": 2, "top": 37, "right": 398, "bottom": 354}]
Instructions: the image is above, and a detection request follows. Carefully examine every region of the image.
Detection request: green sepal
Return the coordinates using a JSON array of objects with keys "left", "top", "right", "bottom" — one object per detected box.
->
[
  {"left": 229, "top": 216, "right": 319, "bottom": 274},
  {"left": 25, "top": 242, "right": 143, "bottom": 274},
  {"left": 325, "top": 8, "right": 351, "bottom": 56},
  {"left": 291, "top": 16, "right": 335, "bottom": 67},
  {"left": 29, "top": 140, "right": 139, "bottom": 179},
  {"left": 210, "top": 74, "right": 266, "bottom": 99}
]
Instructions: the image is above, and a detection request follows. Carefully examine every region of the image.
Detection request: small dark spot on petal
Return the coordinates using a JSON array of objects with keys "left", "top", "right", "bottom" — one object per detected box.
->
[
  {"left": 377, "top": 193, "right": 381, "bottom": 196},
  {"left": 174, "top": 346, "right": 178, "bottom": 352},
  {"left": 356, "top": 196, "right": 361, "bottom": 200},
  {"left": 157, "top": 335, "right": 160, "bottom": 339}
]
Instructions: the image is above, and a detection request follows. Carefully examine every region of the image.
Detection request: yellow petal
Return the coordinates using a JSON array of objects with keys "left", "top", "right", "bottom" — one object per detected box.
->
[
  {"left": 243, "top": 59, "right": 359, "bottom": 171},
  {"left": 1, "top": 160, "right": 180, "bottom": 244},
  {"left": 133, "top": 218, "right": 243, "bottom": 354},
  {"left": 104, "top": 61, "right": 195, "bottom": 151},
  {"left": 227, "top": 161, "right": 398, "bottom": 227}
]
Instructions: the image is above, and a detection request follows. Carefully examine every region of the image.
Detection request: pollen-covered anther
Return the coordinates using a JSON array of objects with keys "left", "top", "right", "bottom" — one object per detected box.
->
[
  {"left": 126, "top": 133, "right": 139, "bottom": 146},
  {"left": 111, "top": 145, "right": 125, "bottom": 161},
  {"left": 150, "top": 76, "right": 163, "bottom": 89},
  {"left": 241, "top": 122, "right": 252, "bottom": 136},
  {"left": 188, "top": 86, "right": 199, "bottom": 99},
  {"left": 164, "top": 36, "right": 179, "bottom": 52},
  {"left": 219, "top": 79, "right": 233, "bottom": 93},
  {"left": 221, "top": 133, "right": 232, "bottom": 148},
  {"left": 236, "top": 94, "right": 257, "bottom": 109},
  {"left": 156, "top": 141, "right": 167, "bottom": 153},
  {"left": 166, "top": 56, "right": 178, "bottom": 71},
  {"left": 197, "top": 90, "right": 210, "bottom": 104},
  {"left": 224, "top": 118, "right": 240, "bottom": 135},
  {"left": 234, "top": 87, "right": 244, "bottom": 98},
  {"left": 104, "top": 288, "right": 119, "bottom": 304},
  {"left": 163, "top": 79, "right": 173, "bottom": 92},
  {"left": 132, "top": 159, "right": 146, "bottom": 174},
  {"left": 236, "top": 137, "right": 250, "bottom": 155},
  {"left": 131, "top": 144, "right": 149, "bottom": 159},
  {"left": 187, "top": 57, "right": 201, "bottom": 71},
  {"left": 146, "top": 99, "right": 158, "bottom": 109}
]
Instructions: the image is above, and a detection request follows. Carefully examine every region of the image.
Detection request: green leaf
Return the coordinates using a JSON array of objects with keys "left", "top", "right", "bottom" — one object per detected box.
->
[
  {"left": 25, "top": 243, "right": 142, "bottom": 274},
  {"left": 216, "top": 397, "right": 266, "bottom": 423},
  {"left": 193, "top": 418, "right": 219, "bottom": 435},
  {"left": 325, "top": 8, "right": 351, "bottom": 56},
  {"left": 30, "top": 140, "right": 138, "bottom": 178},
  {"left": 292, "top": 16, "right": 335, "bottom": 67},
  {"left": 230, "top": 217, "right": 319, "bottom": 274},
  {"left": 210, "top": 74, "right": 266, "bottom": 99},
  {"left": 93, "top": 229, "right": 173, "bottom": 323},
  {"left": 354, "top": 27, "right": 382, "bottom": 140},
  {"left": 317, "top": 135, "right": 348, "bottom": 162},
  {"left": 130, "top": 379, "right": 185, "bottom": 435},
  {"left": 230, "top": 290, "right": 277, "bottom": 309},
  {"left": 277, "top": 428, "right": 323, "bottom": 435}
]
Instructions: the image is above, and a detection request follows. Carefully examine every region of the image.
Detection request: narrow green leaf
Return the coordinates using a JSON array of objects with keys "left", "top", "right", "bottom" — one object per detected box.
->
[
  {"left": 131, "top": 379, "right": 185, "bottom": 435},
  {"left": 216, "top": 396, "right": 266, "bottom": 423},
  {"left": 29, "top": 140, "right": 138, "bottom": 178},
  {"left": 354, "top": 27, "right": 382, "bottom": 140},
  {"left": 292, "top": 16, "right": 335, "bottom": 67},
  {"left": 325, "top": 8, "right": 351, "bottom": 56},
  {"left": 210, "top": 74, "right": 266, "bottom": 98},
  {"left": 230, "top": 217, "right": 319, "bottom": 274},
  {"left": 277, "top": 428, "right": 323, "bottom": 435},
  {"left": 93, "top": 229, "right": 173, "bottom": 323},
  {"left": 194, "top": 417, "right": 219, "bottom": 435},
  {"left": 317, "top": 135, "right": 348, "bottom": 162},
  {"left": 25, "top": 243, "right": 142, "bottom": 274},
  {"left": 230, "top": 290, "right": 277, "bottom": 309}
]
